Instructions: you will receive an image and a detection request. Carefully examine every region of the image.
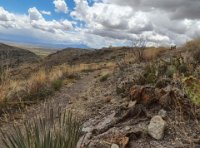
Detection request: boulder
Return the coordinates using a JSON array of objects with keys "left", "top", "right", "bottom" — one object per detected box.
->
[{"left": 148, "top": 115, "right": 166, "bottom": 140}]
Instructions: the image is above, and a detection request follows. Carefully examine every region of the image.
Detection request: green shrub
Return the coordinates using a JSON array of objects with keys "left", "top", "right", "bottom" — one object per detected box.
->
[
  {"left": 52, "top": 79, "right": 62, "bottom": 91},
  {"left": 178, "top": 64, "right": 188, "bottom": 74},
  {"left": 157, "top": 62, "right": 168, "bottom": 76},
  {"left": 1, "top": 110, "right": 82, "bottom": 148},
  {"left": 183, "top": 76, "right": 200, "bottom": 104},
  {"left": 166, "top": 65, "right": 176, "bottom": 78},
  {"left": 142, "top": 64, "right": 158, "bottom": 84}
]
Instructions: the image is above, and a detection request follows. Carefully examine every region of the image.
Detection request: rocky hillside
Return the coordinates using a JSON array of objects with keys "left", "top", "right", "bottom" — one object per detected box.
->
[
  {"left": 75, "top": 46, "right": 200, "bottom": 147},
  {"left": 44, "top": 48, "right": 91, "bottom": 67},
  {"left": 0, "top": 43, "right": 41, "bottom": 67},
  {"left": 44, "top": 46, "right": 166, "bottom": 67},
  {"left": 0, "top": 40, "right": 199, "bottom": 148}
]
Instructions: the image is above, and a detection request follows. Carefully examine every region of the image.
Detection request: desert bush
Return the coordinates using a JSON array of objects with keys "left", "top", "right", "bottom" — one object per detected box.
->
[
  {"left": 183, "top": 76, "right": 200, "bottom": 104},
  {"left": 143, "top": 47, "right": 167, "bottom": 61},
  {"left": 178, "top": 63, "right": 188, "bottom": 75},
  {"left": 132, "top": 39, "right": 146, "bottom": 62},
  {"left": 143, "top": 65, "right": 157, "bottom": 84},
  {"left": 165, "top": 65, "right": 177, "bottom": 78},
  {"left": 1, "top": 110, "right": 82, "bottom": 148},
  {"left": 26, "top": 87, "right": 53, "bottom": 101},
  {"left": 138, "top": 63, "right": 158, "bottom": 84},
  {"left": 158, "top": 57, "right": 189, "bottom": 78},
  {"left": 52, "top": 79, "right": 62, "bottom": 91}
]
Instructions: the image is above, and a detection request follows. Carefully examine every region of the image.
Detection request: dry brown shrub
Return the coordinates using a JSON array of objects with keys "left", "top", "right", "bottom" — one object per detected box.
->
[{"left": 143, "top": 47, "right": 168, "bottom": 61}]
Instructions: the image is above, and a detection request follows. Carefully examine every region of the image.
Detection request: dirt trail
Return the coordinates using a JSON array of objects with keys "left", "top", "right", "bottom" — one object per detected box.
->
[{"left": 0, "top": 71, "right": 99, "bottom": 147}]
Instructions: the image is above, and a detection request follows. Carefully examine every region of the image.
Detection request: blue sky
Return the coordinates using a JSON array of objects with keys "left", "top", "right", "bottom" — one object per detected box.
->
[
  {"left": 0, "top": 0, "right": 199, "bottom": 48},
  {"left": 0, "top": 0, "right": 75, "bottom": 20}
]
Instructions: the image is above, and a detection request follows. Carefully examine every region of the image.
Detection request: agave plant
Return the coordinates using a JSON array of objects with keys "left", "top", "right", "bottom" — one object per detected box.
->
[{"left": 1, "top": 109, "right": 82, "bottom": 148}]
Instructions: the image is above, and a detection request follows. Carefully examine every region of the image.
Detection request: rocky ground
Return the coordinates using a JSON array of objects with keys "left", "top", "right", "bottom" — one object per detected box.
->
[
  {"left": 75, "top": 58, "right": 200, "bottom": 148},
  {"left": 0, "top": 44, "right": 200, "bottom": 148}
]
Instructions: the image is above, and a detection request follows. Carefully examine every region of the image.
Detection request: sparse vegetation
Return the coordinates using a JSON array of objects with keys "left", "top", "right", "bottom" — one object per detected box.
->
[
  {"left": 141, "top": 63, "right": 158, "bottom": 84},
  {"left": 0, "top": 62, "right": 115, "bottom": 114},
  {"left": 1, "top": 110, "right": 82, "bottom": 148},
  {"left": 132, "top": 37, "right": 147, "bottom": 62},
  {"left": 0, "top": 39, "right": 200, "bottom": 148}
]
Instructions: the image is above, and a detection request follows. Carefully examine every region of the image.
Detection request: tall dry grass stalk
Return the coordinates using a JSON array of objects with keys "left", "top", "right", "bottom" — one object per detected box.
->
[{"left": 0, "top": 62, "right": 116, "bottom": 106}]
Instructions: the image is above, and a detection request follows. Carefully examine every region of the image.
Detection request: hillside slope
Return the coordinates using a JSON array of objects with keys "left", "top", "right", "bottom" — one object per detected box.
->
[
  {"left": 44, "top": 48, "right": 91, "bottom": 67},
  {"left": 0, "top": 43, "right": 41, "bottom": 67}
]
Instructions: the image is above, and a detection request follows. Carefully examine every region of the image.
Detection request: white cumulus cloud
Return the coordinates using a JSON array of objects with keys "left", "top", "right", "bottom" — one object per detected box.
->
[
  {"left": 40, "top": 10, "right": 51, "bottom": 15},
  {"left": 53, "top": 0, "right": 68, "bottom": 13},
  {"left": 28, "top": 7, "right": 43, "bottom": 21},
  {"left": 0, "top": 7, "right": 15, "bottom": 21}
]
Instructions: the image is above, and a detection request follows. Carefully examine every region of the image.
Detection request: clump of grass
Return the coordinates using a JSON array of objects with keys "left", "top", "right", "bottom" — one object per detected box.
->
[
  {"left": 165, "top": 65, "right": 177, "bottom": 78},
  {"left": 137, "top": 63, "right": 158, "bottom": 85},
  {"left": 1, "top": 110, "right": 82, "bottom": 148},
  {"left": 52, "top": 79, "right": 62, "bottom": 91},
  {"left": 99, "top": 72, "right": 110, "bottom": 82}
]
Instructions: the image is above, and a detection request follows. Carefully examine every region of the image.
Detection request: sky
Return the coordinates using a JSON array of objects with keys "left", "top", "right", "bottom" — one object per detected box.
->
[{"left": 0, "top": 0, "right": 200, "bottom": 48}]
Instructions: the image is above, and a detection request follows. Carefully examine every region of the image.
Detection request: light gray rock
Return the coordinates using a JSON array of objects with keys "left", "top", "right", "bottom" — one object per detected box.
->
[
  {"left": 111, "top": 144, "right": 119, "bottom": 148},
  {"left": 148, "top": 115, "right": 166, "bottom": 140},
  {"left": 128, "top": 101, "right": 136, "bottom": 108}
]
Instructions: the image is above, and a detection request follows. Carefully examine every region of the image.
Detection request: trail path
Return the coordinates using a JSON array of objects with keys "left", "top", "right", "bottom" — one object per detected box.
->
[{"left": 0, "top": 71, "right": 98, "bottom": 147}]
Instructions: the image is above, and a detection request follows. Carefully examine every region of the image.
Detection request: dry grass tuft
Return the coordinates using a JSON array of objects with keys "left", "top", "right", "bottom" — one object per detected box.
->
[
  {"left": 0, "top": 62, "right": 116, "bottom": 114},
  {"left": 143, "top": 47, "right": 168, "bottom": 60}
]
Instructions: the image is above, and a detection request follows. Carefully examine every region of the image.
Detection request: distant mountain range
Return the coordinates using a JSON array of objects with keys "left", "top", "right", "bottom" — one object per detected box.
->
[{"left": 0, "top": 39, "right": 90, "bottom": 49}]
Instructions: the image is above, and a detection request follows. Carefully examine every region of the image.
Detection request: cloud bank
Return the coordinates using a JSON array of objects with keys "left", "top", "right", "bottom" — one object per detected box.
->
[{"left": 0, "top": 0, "right": 200, "bottom": 48}]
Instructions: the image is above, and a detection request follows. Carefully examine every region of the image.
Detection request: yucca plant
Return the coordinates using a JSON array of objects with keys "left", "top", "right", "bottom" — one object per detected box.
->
[{"left": 0, "top": 110, "right": 82, "bottom": 148}]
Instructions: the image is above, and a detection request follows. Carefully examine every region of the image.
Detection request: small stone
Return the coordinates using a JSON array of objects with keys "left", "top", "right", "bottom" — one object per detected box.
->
[
  {"left": 111, "top": 144, "right": 119, "bottom": 148},
  {"left": 68, "top": 100, "right": 73, "bottom": 104},
  {"left": 128, "top": 101, "right": 136, "bottom": 108},
  {"left": 125, "top": 126, "right": 131, "bottom": 131},
  {"left": 158, "top": 109, "right": 167, "bottom": 118},
  {"left": 82, "top": 127, "right": 93, "bottom": 133},
  {"left": 148, "top": 115, "right": 166, "bottom": 140}
]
